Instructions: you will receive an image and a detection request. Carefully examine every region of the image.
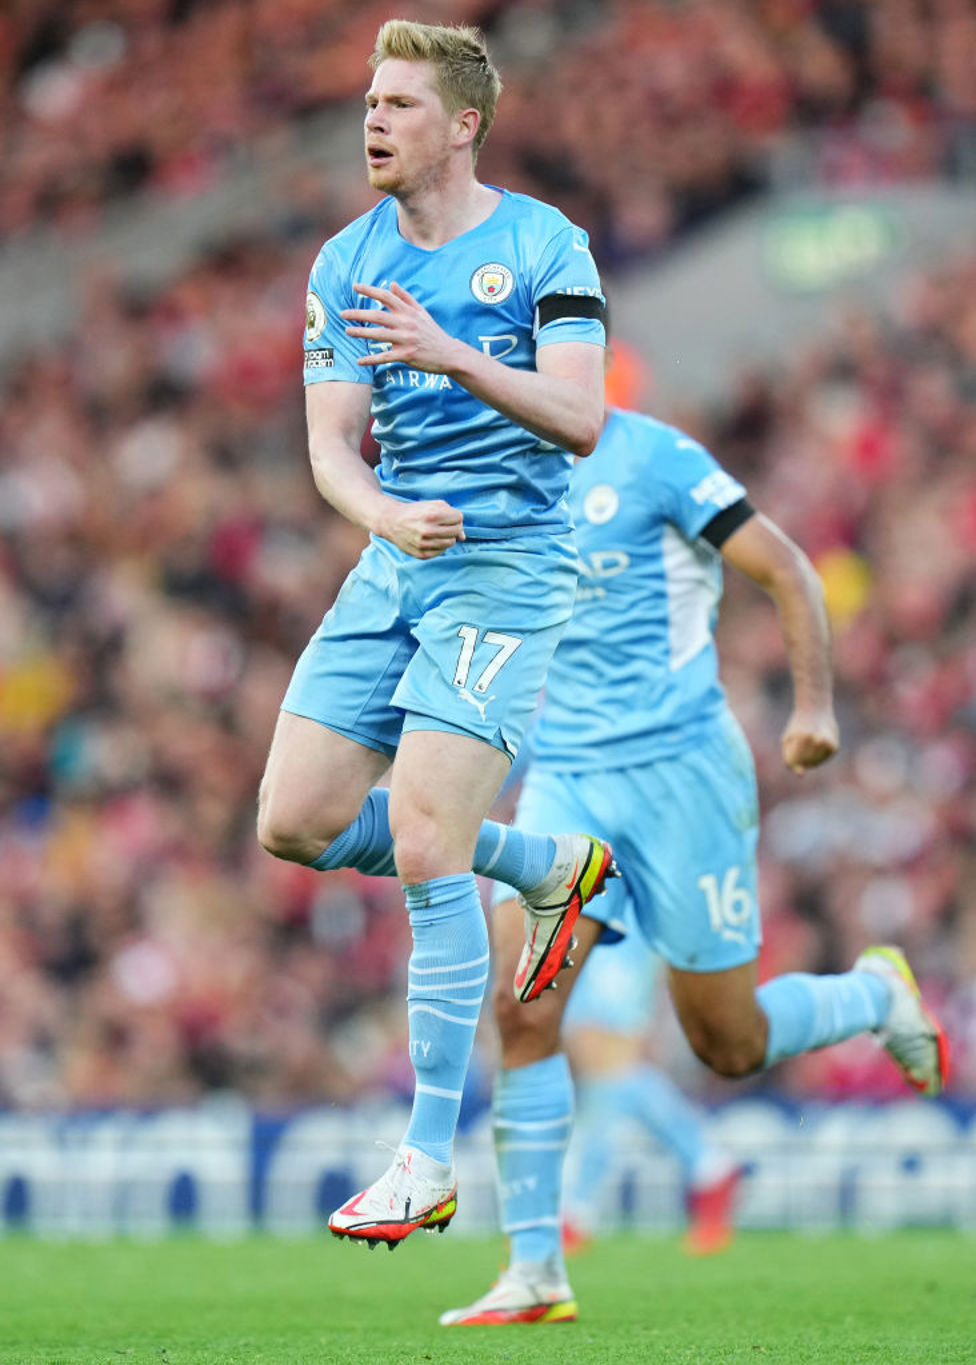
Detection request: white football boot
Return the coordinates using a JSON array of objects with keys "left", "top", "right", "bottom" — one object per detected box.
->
[
  {"left": 440, "top": 1260, "right": 577, "bottom": 1326},
  {"left": 328, "top": 1145, "right": 457, "bottom": 1249},
  {"left": 513, "top": 833, "right": 617, "bottom": 1003},
  {"left": 854, "top": 945, "right": 949, "bottom": 1097}
]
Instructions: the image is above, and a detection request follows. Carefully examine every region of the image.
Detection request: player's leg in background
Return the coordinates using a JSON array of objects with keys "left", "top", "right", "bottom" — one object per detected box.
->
[
  {"left": 562, "top": 940, "right": 740, "bottom": 1257},
  {"left": 655, "top": 718, "right": 948, "bottom": 1096},
  {"left": 669, "top": 949, "right": 948, "bottom": 1097},
  {"left": 440, "top": 896, "right": 604, "bottom": 1326}
]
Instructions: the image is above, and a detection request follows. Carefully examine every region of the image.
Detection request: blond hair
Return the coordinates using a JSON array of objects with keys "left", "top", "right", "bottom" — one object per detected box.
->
[{"left": 369, "top": 19, "right": 502, "bottom": 154}]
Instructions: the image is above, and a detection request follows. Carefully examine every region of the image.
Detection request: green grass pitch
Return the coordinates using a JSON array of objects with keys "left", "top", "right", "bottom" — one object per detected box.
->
[{"left": 0, "top": 1231, "right": 970, "bottom": 1364}]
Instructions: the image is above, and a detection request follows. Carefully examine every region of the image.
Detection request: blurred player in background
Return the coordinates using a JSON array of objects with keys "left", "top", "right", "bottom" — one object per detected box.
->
[
  {"left": 256, "top": 19, "right": 613, "bottom": 1250},
  {"left": 560, "top": 931, "right": 740, "bottom": 1259},
  {"left": 440, "top": 353, "right": 949, "bottom": 1326},
  {"left": 550, "top": 344, "right": 739, "bottom": 1261}
]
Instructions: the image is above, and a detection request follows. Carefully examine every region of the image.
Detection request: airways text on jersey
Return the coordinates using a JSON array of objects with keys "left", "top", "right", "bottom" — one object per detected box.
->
[{"left": 382, "top": 367, "right": 454, "bottom": 390}]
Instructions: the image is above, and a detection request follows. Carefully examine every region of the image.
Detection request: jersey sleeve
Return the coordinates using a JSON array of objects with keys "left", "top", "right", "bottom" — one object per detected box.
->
[
  {"left": 303, "top": 241, "right": 372, "bottom": 387},
  {"left": 530, "top": 224, "right": 606, "bottom": 349},
  {"left": 661, "top": 432, "right": 748, "bottom": 542}
]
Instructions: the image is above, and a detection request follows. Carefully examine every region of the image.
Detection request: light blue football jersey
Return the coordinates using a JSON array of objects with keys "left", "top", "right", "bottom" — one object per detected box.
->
[
  {"left": 303, "top": 190, "right": 605, "bottom": 539},
  {"left": 530, "top": 407, "right": 748, "bottom": 770}
]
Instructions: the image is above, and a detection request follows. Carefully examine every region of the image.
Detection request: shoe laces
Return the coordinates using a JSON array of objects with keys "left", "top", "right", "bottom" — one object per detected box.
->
[{"left": 369, "top": 1141, "right": 414, "bottom": 1207}]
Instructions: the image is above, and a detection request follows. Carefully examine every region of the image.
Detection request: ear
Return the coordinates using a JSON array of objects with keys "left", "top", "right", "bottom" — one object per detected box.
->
[{"left": 453, "top": 107, "right": 481, "bottom": 150}]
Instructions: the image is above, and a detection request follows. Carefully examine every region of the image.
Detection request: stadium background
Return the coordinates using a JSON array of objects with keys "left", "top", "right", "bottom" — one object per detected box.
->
[{"left": 0, "top": 0, "right": 974, "bottom": 1238}]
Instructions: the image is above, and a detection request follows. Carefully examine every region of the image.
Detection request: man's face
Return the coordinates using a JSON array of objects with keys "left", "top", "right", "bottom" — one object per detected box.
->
[{"left": 364, "top": 59, "right": 457, "bottom": 198}]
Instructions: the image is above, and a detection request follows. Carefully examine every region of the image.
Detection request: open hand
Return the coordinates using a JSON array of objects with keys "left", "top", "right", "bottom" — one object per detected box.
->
[{"left": 342, "top": 282, "right": 462, "bottom": 374}]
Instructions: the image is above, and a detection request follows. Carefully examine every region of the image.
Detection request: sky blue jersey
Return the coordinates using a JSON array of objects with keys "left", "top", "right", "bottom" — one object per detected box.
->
[
  {"left": 303, "top": 190, "right": 605, "bottom": 539},
  {"left": 529, "top": 408, "right": 749, "bottom": 770}
]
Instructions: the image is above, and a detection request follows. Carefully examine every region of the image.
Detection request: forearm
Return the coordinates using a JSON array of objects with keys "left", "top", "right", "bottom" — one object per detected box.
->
[
  {"left": 309, "top": 439, "right": 393, "bottom": 537},
  {"left": 343, "top": 283, "right": 604, "bottom": 455},
  {"left": 444, "top": 341, "right": 603, "bottom": 457},
  {"left": 767, "top": 553, "right": 834, "bottom": 712},
  {"left": 721, "top": 511, "right": 837, "bottom": 771},
  {"left": 724, "top": 514, "right": 834, "bottom": 712}
]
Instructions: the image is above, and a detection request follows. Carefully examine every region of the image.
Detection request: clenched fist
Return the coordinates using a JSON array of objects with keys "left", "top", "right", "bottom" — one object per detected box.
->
[{"left": 376, "top": 497, "right": 465, "bottom": 559}]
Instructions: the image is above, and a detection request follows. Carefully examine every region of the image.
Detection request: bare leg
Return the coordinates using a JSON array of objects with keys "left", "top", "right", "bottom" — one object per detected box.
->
[
  {"left": 667, "top": 959, "right": 768, "bottom": 1077},
  {"left": 492, "top": 898, "right": 603, "bottom": 1067},
  {"left": 388, "top": 729, "right": 512, "bottom": 883},
  {"left": 257, "top": 711, "right": 390, "bottom": 864}
]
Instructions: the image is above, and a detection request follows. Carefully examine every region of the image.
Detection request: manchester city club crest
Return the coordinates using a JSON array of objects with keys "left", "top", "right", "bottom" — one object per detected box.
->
[
  {"left": 305, "top": 291, "right": 327, "bottom": 341},
  {"left": 583, "top": 484, "right": 620, "bottom": 524},
  {"left": 470, "top": 262, "right": 514, "bottom": 305}
]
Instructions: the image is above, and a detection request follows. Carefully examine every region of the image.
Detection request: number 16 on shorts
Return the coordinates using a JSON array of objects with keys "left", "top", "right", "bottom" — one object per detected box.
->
[{"left": 698, "top": 867, "right": 755, "bottom": 947}]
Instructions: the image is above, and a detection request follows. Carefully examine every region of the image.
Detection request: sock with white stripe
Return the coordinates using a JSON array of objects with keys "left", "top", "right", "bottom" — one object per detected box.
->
[
  {"left": 473, "top": 818, "right": 556, "bottom": 892},
  {"left": 758, "top": 970, "right": 892, "bottom": 1067},
  {"left": 309, "top": 787, "right": 555, "bottom": 891},
  {"left": 401, "top": 875, "right": 489, "bottom": 1165},
  {"left": 493, "top": 1054, "right": 573, "bottom": 1270}
]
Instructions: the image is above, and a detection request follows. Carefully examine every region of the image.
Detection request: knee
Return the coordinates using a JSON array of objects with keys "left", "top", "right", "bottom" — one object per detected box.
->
[
  {"left": 256, "top": 808, "right": 311, "bottom": 864},
  {"left": 256, "top": 783, "right": 331, "bottom": 865},
  {"left": 493, "top": 984, "right": 527, "bottom": 1049},
  {"left": 391, "top": 814, "right": 453, "bottom": 884},
  {"left": 683, "top": 1019, "right": 766, "bottom": 1079},
  {"left": 492, "top": 979, "right": 559, "bottom": 1068}
]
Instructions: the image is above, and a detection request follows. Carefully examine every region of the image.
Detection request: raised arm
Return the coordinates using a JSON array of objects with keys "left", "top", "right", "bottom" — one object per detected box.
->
[
  {"left": 306, "top": 380, "right": 464, "bottom": 559},
  {"left": 719, "top": 512, "right": 839, "bottom": 774},
  {"left": 341, "top": 282, "right": 605, "bottom": 456}
]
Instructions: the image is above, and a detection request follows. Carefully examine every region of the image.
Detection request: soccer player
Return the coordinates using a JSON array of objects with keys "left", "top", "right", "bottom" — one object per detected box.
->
[
  {"left": 559, "top": 933, "right": 742, "bottom": 1260},
  {"left": 256, "top": 20, "right": 615, "bottom": 1249},
  {"left": 439, "top": 390, "right": 950, "bottom": 1325}
]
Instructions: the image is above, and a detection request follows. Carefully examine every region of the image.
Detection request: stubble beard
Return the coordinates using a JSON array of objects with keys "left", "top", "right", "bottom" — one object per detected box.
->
[{"left": 367, "top": 148, "right": 452, "bottom": 205}]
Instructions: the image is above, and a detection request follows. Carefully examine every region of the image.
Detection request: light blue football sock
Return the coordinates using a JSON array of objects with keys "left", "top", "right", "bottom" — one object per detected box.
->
[
  {"left": 473, "top": 820, "right": 556, "bottom": 893},
  {"left": 401, "top": 874, "right": 489, "bottom": 1165},
  {"left": 308, "top": 789, "right": 397, "bottom": 876},
  {"left": 758, "top": 970, "right": 892, "bottom": 1067},
  {"left": 493, "top": 1054, "right": 573, "bottom": 1270},
  {"left": 309, "top": 786, "right": 555, "bottom": 890},
  {"left": 570, "top": 1065, "right": 711, "bottom": 1200}
]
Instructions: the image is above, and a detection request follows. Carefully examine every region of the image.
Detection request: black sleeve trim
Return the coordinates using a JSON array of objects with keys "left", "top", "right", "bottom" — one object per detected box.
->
[
  {"left": 536, "top": 293, "right": 607, "bottom": 329},
  {"left": 699, "top": 498, "right": 755, "bottom": 549}
]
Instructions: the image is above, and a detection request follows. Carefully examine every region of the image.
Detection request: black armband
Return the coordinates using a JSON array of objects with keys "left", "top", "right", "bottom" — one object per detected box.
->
[
  {"left": 535, "top": 293, "right": 607, "bottom": 331},
  {"left": 699, "top": 498, "right": 755, "bottom": 549}
]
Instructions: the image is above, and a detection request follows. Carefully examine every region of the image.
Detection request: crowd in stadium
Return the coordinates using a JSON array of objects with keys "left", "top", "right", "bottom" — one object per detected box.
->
[
  {"left": 0, "top": 1, "right": 973, "bottom": 1113},
  {"left": 2, "top": 0, "right": 975, "bottom": 251}
]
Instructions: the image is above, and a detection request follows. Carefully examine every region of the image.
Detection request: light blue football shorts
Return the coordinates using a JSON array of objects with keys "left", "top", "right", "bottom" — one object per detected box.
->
[
  {"left": 491, "top": 710, "right": 761, "bottom": 972},
  {"left": 562, "top": 932, "right": 661, "bottom": 1035},
  {"left": 281, "top": 532, "right": 578, "bottom": 761}
]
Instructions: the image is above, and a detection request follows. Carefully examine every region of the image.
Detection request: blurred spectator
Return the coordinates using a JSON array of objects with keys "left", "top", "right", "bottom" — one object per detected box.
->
[
  {"left": 1, "top": 225, "right": 974, "bottom": 1107},
  {"left": 1, "top": 1, "right": 974, "bottom": 251},
  {"left": 0, "top": 1, "right": 973, "bottom": 1112}
]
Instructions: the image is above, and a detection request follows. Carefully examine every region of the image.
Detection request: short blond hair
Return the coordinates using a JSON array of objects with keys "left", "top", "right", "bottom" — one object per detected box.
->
[{"left": 369, "top": 19, "right": 502, "bottom": 154}]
